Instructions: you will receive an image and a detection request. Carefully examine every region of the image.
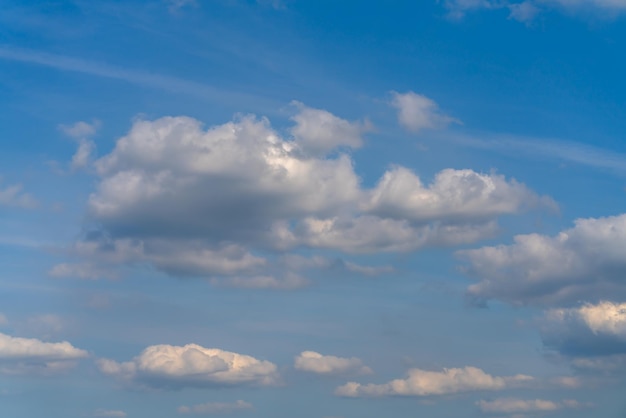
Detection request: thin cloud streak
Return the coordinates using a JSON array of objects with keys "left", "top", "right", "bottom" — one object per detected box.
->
[
  {"left": 443, "top": 131, "right": 626, "bottom": 174},
  {"left": 0, "top": 46, "right": 277, "bottom": 109}
]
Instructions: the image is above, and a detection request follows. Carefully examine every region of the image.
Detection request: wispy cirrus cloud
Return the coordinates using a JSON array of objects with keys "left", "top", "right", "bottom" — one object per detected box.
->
[{"left": 0, "top": 46, "right": 275, "bottom": 108}]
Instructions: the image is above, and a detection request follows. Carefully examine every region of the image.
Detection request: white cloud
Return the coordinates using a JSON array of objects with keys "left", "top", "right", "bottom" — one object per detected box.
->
[
  {"left": 335, "top": 366, "right": 532, "bottom": 397},
  {"left": 97, "top": 343, "right": 278, "bottom": 389},
  {"left": 290, "top": 101, "right": 369, "bottom": 156},
  {"left": 178, "top": 400, "right": 253, "bottom": 415},
  {"left": 294, "top": 351, "right": 372, "bottom": 375},
  {"left": 0, "top": 314, "right": 7, "bottom": 327},
  {"left": 0, "top": 332, "right": 87, "bottom": 375},
  {"left": 364, "top": 167, "right": 552, "bottom": 223},
  {"left": 540, "top": 302, "right": 626, "bottom": 360},
  {"left": 390, "top": 92, "right": 456, "bottom": 133},
  {"left": 53, "top": 109, "right": 549, "bottom": 279},
  {"left": 93, "top": 410, "right": 127, "bottom": 418},
  {"left": 0, "top": 179, "right": 37, "bottom": 209},
  {"left": 459, "top": 214, "right": 626, "bottom": 306},
  {"left": 477, "top": 398, "right": 584, "bottom": 414},
  {"left": 59, "top": 121, "right": 99, "bottom": 139},
  {"left": 59, "top": 120, "right": 100, "bottom": 170}
]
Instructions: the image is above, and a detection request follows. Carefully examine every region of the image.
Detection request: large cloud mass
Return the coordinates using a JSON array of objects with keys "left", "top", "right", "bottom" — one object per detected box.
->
[
  {"left": 53, "top": 104, "right": 550, "bottom": 280},
  {"left": 459, "top": 214, "right": 626, "bottom": 306},
  {"left": 97, "top": 343, "right": 278, "bottom": 389}
]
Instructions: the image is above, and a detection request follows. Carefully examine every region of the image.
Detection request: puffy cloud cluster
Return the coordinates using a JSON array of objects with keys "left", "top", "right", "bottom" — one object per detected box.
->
[
  {"left": 178, "top": 400, "right": 253, "bottom": 415},
  {"left": 335, "top": 366, "right": 532, "bottom": 397},
  {"left": 0, "top": 332, "right": 88, "bottom": 375},
  {"left": 459, "top": 214, "right": 626, "bottom": 306},
  {"left": 294, "top": 351, "right": 372, "bottom": 375},
  {"left": 97, "top": 343, "right": 278, "bottom": 389},
  {"left": 477, "top": 398, "right": 584, "bottom": 414},
  {"left": 390, "top": 91, "right": 456, "bottom": 133},
  {"left": 53, "top": 105, "right": 548, "bottom": 281}
]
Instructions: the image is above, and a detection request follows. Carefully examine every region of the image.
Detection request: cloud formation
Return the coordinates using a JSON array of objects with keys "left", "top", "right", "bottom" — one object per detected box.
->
[
  {"left": 0, "top": 332, "right": 88, "bottom": 375},
  {"left": 541, "top": 302, "right": 626, "bottom": 359},
  {"left": 294, "top": 351, "right": 372, "bottom": 375},
  {"left": 0, "top": 179, "right": 37, "bottom": 209},
  {"left": 335, "top": 366, "right": 532, "bottom": 397},
  {"left": 390, "top": 92, "right": 455, "bottom": 133},
  {"left": 178, "top": 400, "right": 253, "bottom": 415},
  {"left": 97, "top": 343, "right": 278, "bottom": 389},
  {"left": 290, "top": 101, "right": 369, "bottom": 156},
  {"left": 59, "top": 120, "right": 100, "bottom": 170},
  {"left": 459, "top": 214, "right": 626, "bottom": 306},
  {"left": 477, "top": 398, "right": 584, "bottom": 414},
  {"left": 55, "top": 107, "right": 550, "bottom": 281}
]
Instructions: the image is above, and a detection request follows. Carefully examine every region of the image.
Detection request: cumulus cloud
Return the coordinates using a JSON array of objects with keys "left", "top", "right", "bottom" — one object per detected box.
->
[
  {"left": 93, "top": 410, "right": 127, "bottom": 418},
  {"left": 178, "top": 400, "right": 252, "bottom": 415},
  {"left": 477, "top": 398, "right": 584, "bottom": 414},
  {"left": 540, "top": 302, "right": 626, "bottom": 359},
  {"left": 459, "top": 214, "right": 626, "bottom": 306},
  {"left": 59, "top": 120, "right": 100, "bottom": 170},
  {"left": 364, "top": 167, "right": 552, "bottom": 223},
  {"left": 97, "top": 343, "right": 278, "bottom": 389},
  {"left": 0, "top": 179, "right": 37, "bottom": 209},
  {"left": 390, "top": 92, "right": 456, "bottom": 133},
  {"left": 56, "top": 106, "right": 549, "bottom": 280},
  {"left": 290, "top": 101, "right": 369, "bottom": 156},
  {"left": 0, "top": 332, "right": 87, "bottom": 375},
  {"left": 294, "top": 351, "right": 372, "bottom": 375},
  {"left": 335, "top": 366, "right": 532, "bottom": 397}
]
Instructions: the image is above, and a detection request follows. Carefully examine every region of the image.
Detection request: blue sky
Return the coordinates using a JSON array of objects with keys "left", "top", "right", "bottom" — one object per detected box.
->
[{"left": 1, "top": 1, "right": 626, "bottom": 417}]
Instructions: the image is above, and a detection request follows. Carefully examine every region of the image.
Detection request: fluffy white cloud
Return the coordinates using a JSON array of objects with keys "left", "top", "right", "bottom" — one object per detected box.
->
[
  {"left": 97, "top": 343, "right": 278, "bottom": 389},
  {"left": 294, "top": 351, "right": 372, "bottom": 375},
  {"left": 93, "top": 410, "right": 127, "bottom": 418},
  {"left": 0, "top": 179, "right": 37, "bottom": 209},
  {"left": 178, "top": 400, "right": 252, "bottom": 415},
  {"left": 459, "top": 214, "right": 626, "bottom": 306},
  {"left": 0, "top": 332, "right": 87, "bottom": 375},
  {"left": 58, "top": 106, "right": 548, "bottom": 280},
  {"left": 364, "top": 167, "right": 551, "bottom": 223},
  {"left": 290, "top": 101, "right": 369, "bottom": 156},
  {"left": 477, "top": 398, "right": 584, "bottom": 414},
  {"left": 335, "top": 366, "right": 532, "bottom": 397},
  {"left": 390, "top": 92, "right": 455, "bottom": 133}
]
